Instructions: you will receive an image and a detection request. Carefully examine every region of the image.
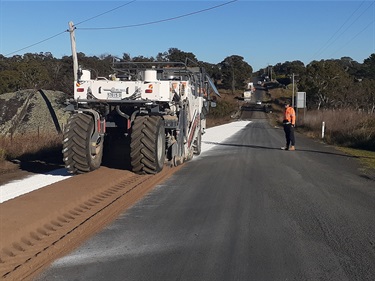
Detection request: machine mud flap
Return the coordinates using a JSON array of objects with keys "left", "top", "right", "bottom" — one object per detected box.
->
[
  {"left": 170, "top": 142, "right": 183, "bottom": 166},
  {"left": 90, "top": 133, "right": 102, "bottom": 155},
  {"left": 173, "top": 156, "right": 184, "bottom": 167}
]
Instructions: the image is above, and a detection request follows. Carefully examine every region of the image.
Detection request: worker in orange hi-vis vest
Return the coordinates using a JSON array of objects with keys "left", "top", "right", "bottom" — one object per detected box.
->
[{"left": 281, "top": 100, "right": 296, "bottom": 151}]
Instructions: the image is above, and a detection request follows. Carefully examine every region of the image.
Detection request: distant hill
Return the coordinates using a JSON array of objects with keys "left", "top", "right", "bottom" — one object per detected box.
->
[{"left": 0, "top": 90, "right": 70, "bottom": 136}]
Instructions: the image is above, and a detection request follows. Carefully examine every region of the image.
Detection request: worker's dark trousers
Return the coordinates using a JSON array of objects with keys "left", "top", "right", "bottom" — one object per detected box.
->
[{"left": 283, "top": 123, "right": 295, "bottom": 147}]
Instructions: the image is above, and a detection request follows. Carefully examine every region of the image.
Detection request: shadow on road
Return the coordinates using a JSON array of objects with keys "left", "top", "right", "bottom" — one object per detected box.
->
[{"left": 202, "top": 140, "right": 375, "bottom": 160}]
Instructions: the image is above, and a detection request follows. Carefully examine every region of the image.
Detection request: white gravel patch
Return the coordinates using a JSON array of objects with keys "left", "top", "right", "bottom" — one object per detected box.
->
[
  {"left": 201, "top": 120, "right": 251, "bottom": 153},
  {"left": 0, "top": 120, "right": 251, "bottom": 203},
  {"left": 0, "top": 168, "right": 72, "bottom": 203}
]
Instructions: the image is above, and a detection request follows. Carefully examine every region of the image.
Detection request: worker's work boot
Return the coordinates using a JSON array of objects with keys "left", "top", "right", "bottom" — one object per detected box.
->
[{"left": 289, "top": 146, "right": 296, "bottom": 151}]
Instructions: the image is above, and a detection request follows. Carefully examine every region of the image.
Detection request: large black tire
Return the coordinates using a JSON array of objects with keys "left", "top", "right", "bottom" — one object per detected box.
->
[
  {"left": 130, "top": 116, "right": 166, "bottom": 174},
  {"left": 62, "top": 113, "right": 103, "bottom": 174}
]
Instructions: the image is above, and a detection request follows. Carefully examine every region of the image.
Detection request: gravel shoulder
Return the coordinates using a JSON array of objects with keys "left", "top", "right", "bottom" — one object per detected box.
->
[{"left": 0, "top": 165, "right": 182, "bottom": 280}]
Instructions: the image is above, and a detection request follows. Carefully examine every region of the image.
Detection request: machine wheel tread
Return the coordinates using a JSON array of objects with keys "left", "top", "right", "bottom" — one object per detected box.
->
[
  {"left": 130, "top": 115, "right": 165, "bottom": 174},
  {"left": 62, "top": 113, "right": 103, "bottom": 174}
]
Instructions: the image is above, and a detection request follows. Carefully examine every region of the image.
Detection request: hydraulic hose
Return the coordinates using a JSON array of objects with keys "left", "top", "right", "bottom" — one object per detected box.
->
[{"left": 115, "top": 105, "right": 130, "bottom": 119}]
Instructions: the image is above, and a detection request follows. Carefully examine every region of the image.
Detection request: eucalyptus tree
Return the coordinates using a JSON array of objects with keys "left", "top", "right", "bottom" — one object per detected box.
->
[
  {"left": 219, "top": 55, "right": 253, "bottom": 93},
  {"left": 361, "top": 53, "right": 375, "bottom": 79},
  {"left": 299, "top": 60, "right": 352, "bottom": 109}
]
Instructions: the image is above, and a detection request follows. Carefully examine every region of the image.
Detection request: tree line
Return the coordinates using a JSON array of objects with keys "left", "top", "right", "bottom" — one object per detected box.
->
[
  {"left": 260, "top": 55, "right": 375, "bottom": 113},
  {"left": 1, "top": 49, "right": 374, "bottom": 113},
  {"left": 0, "top": 49, "right": 252, "bottom": 98}
]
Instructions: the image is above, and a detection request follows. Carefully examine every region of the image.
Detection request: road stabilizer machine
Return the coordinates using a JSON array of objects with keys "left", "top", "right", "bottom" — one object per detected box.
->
[{"left": 63, "top": 22, "right": 220, "bottom": 175}]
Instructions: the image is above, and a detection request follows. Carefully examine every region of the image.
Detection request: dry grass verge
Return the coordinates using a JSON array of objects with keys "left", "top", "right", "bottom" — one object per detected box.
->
[
  {"left": 337, "top": 147, "right": 375, "bottom": 172},
  {"left": 0, "top": 133, "right": 63, "bottom": 174},
  {"left": 300, "top": 109, "right": 375, "bottom": 151}
]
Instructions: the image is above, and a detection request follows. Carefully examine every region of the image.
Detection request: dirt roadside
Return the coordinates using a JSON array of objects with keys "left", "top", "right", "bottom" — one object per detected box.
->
[
  {"left": 0, "top": 164, "right": 182, "bottom": 280},
  {"left": 0, "top": 158, "right": 65, "bottom": 186}
]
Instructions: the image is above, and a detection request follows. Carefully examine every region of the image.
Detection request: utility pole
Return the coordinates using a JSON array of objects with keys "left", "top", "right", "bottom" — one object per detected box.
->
[
  {"left": 270, "top": 65, "right": 272, "bottom": 81},
  {"left": 292, "top": 73, "right": 295, "bottom": 108},
  {"left": 231, "top": 66, "right": 235, "bottom": 95},
  {"left": 68, "top": 21, "right": 78, "bottom": 81}
]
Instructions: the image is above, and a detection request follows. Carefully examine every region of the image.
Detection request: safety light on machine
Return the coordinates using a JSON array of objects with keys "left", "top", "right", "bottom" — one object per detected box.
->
[{"left": 145, "top": 84, "right": 153, "bottom": 93}]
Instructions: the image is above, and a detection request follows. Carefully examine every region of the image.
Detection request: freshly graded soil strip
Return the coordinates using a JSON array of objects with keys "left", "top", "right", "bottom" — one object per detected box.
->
[{"left": 0, "top": 165, "right": 181, "bottom": 280}]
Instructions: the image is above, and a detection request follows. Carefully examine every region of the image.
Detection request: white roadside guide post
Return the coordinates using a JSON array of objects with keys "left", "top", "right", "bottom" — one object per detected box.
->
[{"left": 322, "top": 121, "right": 325, "bottom": 139}]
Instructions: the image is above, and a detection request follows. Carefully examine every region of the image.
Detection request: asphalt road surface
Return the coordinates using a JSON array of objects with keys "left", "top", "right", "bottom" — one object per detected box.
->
[{"left": 36, "top": 111, "right": 375, "bottom": 281}]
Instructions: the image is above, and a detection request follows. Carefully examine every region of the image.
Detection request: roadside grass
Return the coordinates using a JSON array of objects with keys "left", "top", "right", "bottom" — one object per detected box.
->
[
  {"left": 300, "top": 109, "right": 375, "bottom": 152},
  {"left": 0, "top": 133, "right": 63, "bottom": 173},
  {"left": 336, "top": 147, "right": 375, "bottom": 171},
  {"left": 206, "top": 89, "right": 241, "bottom": 127}
]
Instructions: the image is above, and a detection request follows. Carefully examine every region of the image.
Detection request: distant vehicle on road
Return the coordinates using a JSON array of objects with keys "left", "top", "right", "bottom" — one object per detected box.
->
[
  {"left": 256, "top": 100, "right": 262, "bottom": 105},
  {"left": 243, "top": 82, "right": 255, "bottom": 102},
  {"left": 243, "top": 90, "right": 252, "bottom": 101}
]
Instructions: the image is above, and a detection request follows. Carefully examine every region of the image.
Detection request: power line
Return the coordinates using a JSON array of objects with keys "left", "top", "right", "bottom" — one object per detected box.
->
[
  {"left": 309, "top": 0, "right": 367, "bottom": 61},
  {"left": 4, "top": 1, "right": 138, "bottom": 57},
  {"left": 74, "top": 0, "right": 137, "bottom": 27},
  {"left": 329, "top": 18, "right": 375, "bottom": 57},
  {"left": 327, "top": 2, "right": 374, "bottom": 51},
  {"left": 4, "top": 31, "right": 67, "bottom": 57},
  {"left": 328, "top": 1, "right": 375, "bottom": 58},
  {"left": 4, "top": 0, "right": 237, "bottom": 57},
  {"left": 78, "top": 0, "right": 238, "bottom": 30}
]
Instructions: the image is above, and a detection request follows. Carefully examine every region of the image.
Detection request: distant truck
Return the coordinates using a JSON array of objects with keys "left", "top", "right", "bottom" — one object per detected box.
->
[
  {"left": 243, "top": 90, "right": 252, "bottom": 101},
  {"left": 243, "top": 82, "right": 255, "bottom": 102}
]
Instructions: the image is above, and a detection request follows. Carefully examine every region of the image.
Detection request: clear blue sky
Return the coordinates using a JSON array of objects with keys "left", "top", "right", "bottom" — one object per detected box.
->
[{"left": 0, "top": 0, "right": 374, "bottom": 71}]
